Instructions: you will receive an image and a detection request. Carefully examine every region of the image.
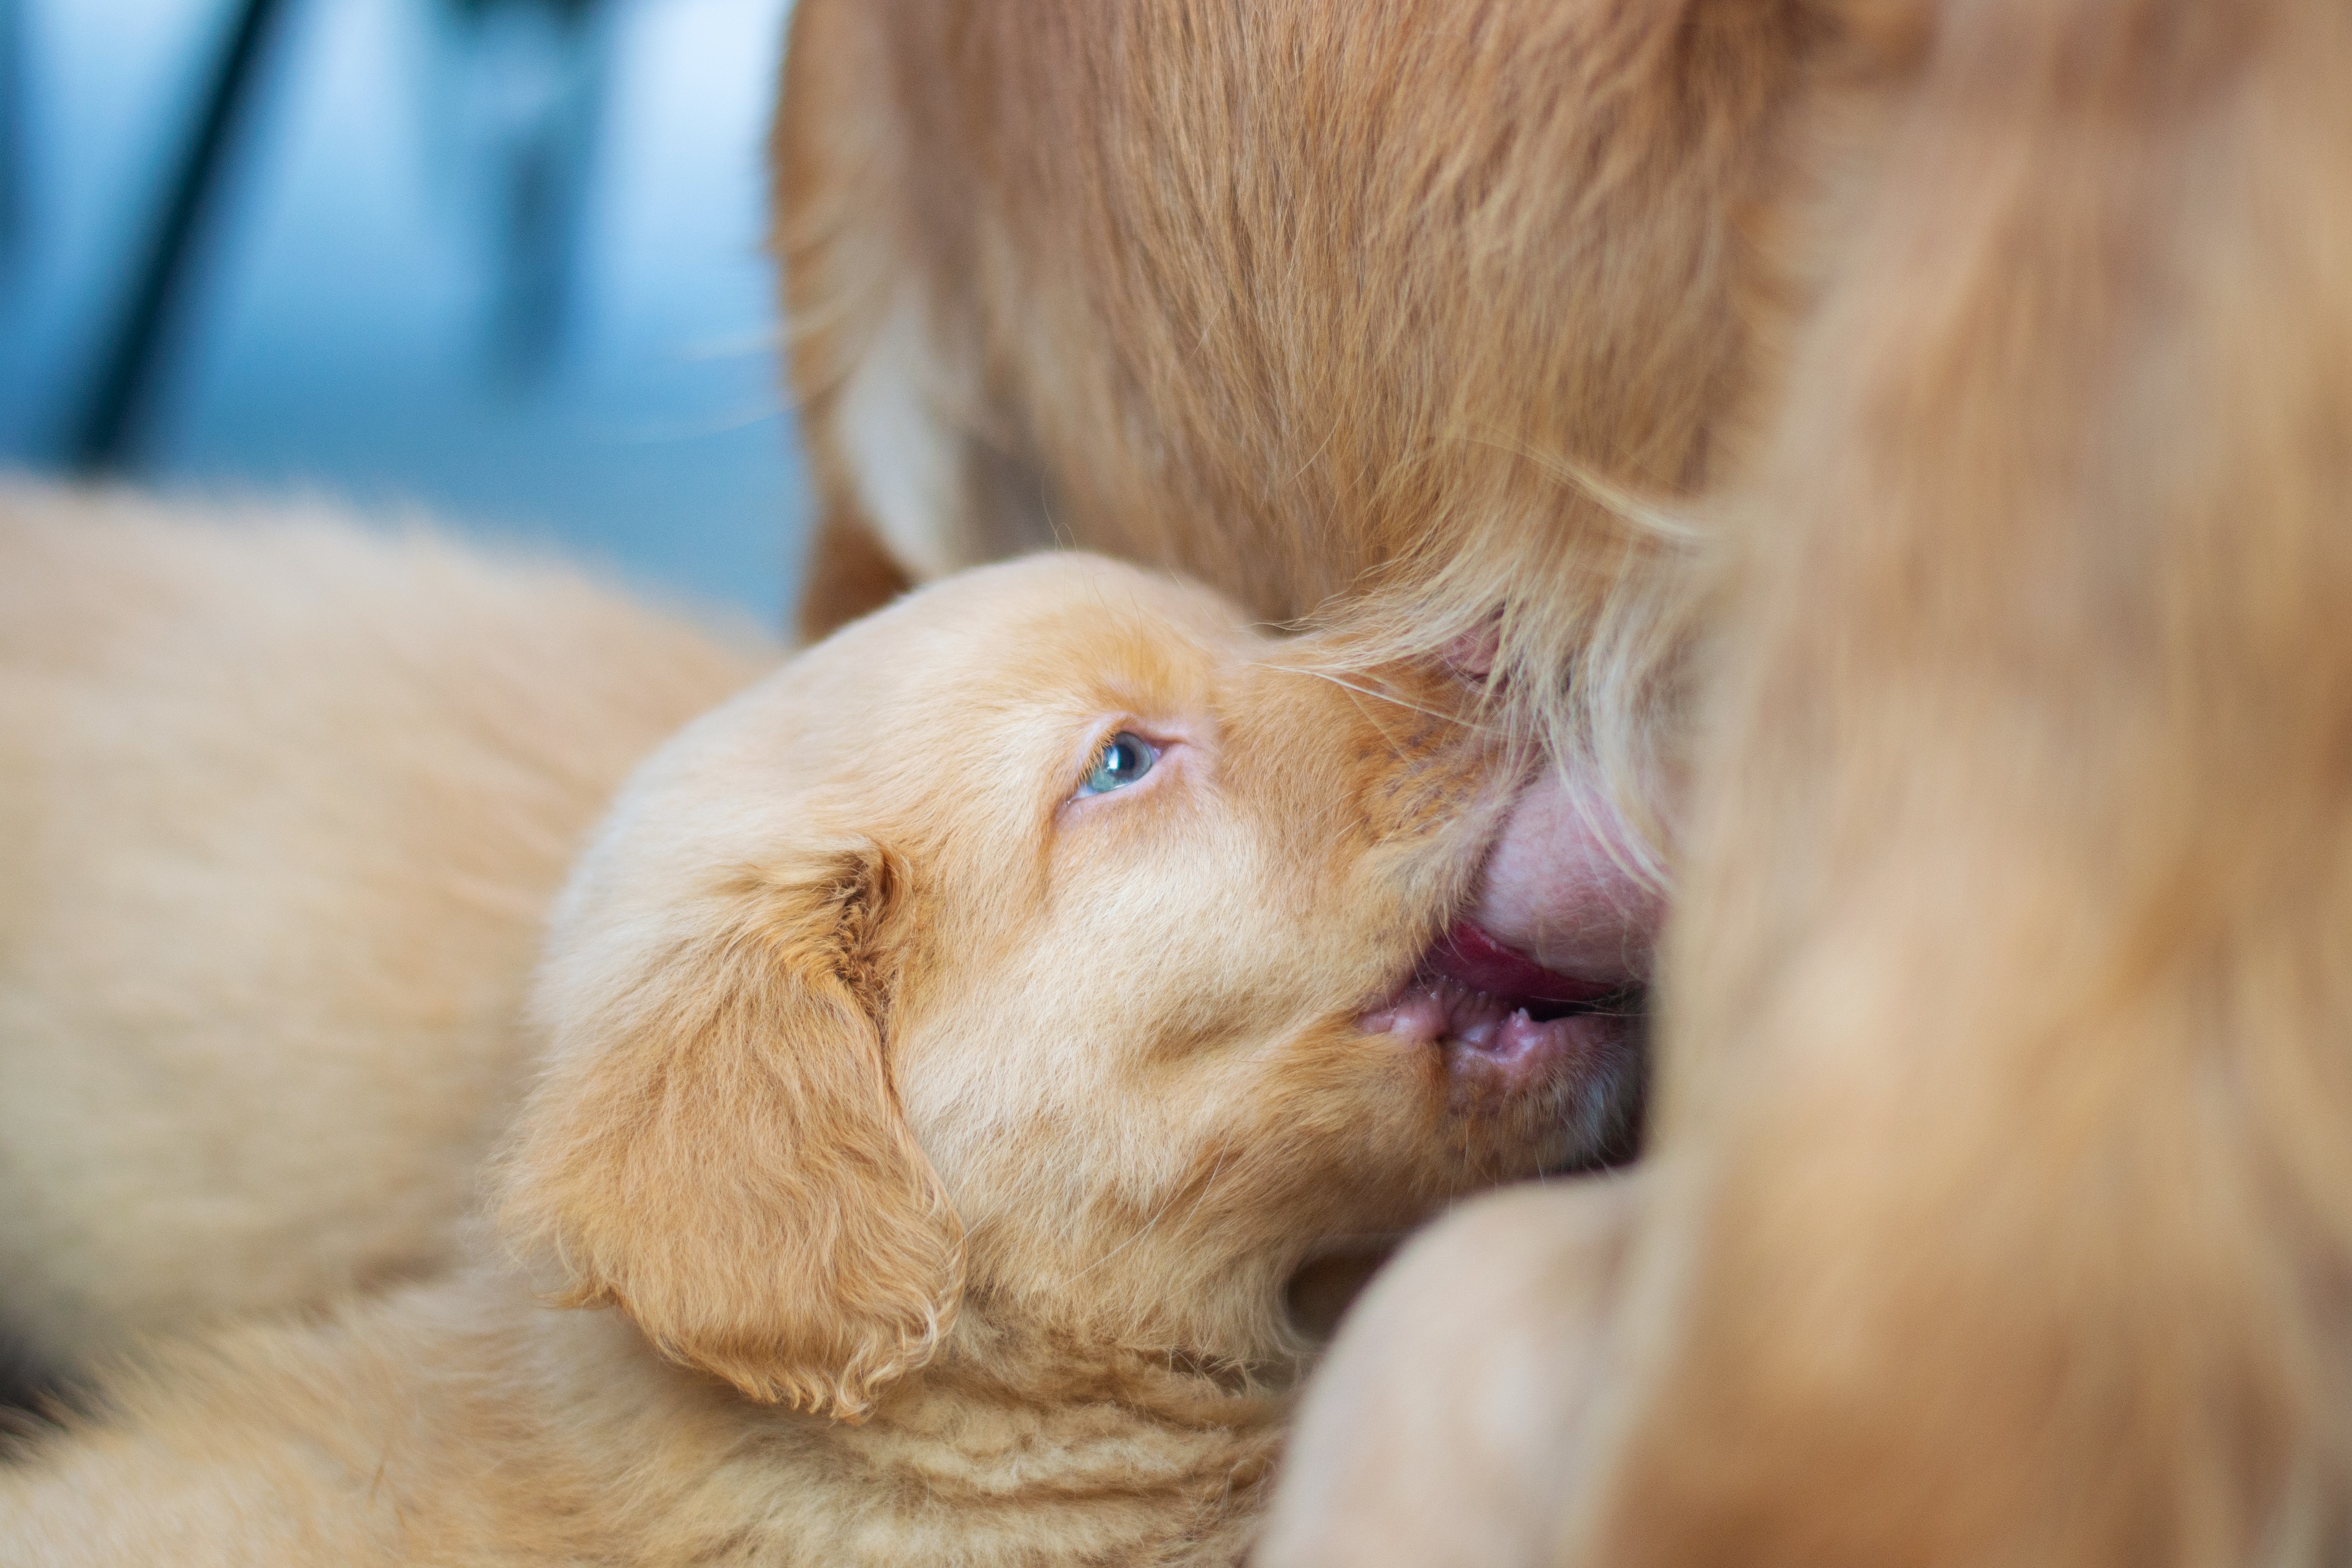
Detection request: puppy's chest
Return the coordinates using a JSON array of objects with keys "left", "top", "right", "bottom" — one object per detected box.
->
[{"left": 699, "top": 1390, "right": 1284, "bottom": 1566}]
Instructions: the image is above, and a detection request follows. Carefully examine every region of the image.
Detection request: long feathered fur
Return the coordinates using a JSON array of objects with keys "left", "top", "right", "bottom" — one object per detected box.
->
[{"left": 777, "top": 1, "right": 2352, "bottom": 1560}]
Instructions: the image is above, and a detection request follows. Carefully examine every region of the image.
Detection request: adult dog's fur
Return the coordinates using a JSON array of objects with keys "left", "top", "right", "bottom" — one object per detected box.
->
[
  {"left": 778, "top": 1, "right": 2352, "bottom": 1561},
  {"left": 0, "top": 552, "right": 1602, "bottom": 1564},
  {"left": 776, "top": 0, "right": 1806, "bottom": 821},
  {"left": 0, "top": 487, "right": 765, "bottom": 1383}
]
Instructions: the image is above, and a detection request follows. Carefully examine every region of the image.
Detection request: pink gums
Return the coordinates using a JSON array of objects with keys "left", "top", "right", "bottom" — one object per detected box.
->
[{"left": 1360, "top": 926, "right": 1638, "bottom": 1109}]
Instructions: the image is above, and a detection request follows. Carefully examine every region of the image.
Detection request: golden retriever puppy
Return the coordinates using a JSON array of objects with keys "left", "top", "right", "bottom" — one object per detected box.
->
[
  {"left": 0, "top": 485, "right": 764, "bottom": 1385},
  {"left": 0, "top": 552, "right": 1625, "bottom": 1565},
  {"left": 779, "top": 2, "right": 2352, "bottom": 1562}
]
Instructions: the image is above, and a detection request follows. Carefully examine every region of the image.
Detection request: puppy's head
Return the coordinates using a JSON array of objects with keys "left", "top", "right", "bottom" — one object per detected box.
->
[{"left": 501, "top": 554, "right": 1617, "bottom": 1417}]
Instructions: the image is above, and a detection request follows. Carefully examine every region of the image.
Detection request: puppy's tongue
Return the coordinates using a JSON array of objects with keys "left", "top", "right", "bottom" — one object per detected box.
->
[{"left": 1426, "top": 922, "right": 1618, "bottom": 1007}]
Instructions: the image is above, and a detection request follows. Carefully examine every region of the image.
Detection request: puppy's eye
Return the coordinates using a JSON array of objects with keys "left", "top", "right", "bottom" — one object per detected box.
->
[{"left": 1076, "top": 731, "right": 1158, "bottom": 797}]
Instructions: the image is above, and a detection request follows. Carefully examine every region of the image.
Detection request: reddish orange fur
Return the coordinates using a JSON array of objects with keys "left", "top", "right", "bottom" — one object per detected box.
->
[
  {"left": 1582, "top": 3, "right": 2352, "bottom": 1561},
  {"left": 780, "top": 1, "right": 2352, "bottom": 1560},
  {"left": 776, "top": 0, "right": 1817, "bottom": 827}
]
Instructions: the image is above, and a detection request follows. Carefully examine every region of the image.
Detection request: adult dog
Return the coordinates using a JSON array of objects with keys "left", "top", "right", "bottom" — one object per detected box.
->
[
  {"left": 2, "top": 553, "right": 1610, "bottom": 1565},
  {"left": 777, "top": 1, "right": 2352, "bottom": 1561}
]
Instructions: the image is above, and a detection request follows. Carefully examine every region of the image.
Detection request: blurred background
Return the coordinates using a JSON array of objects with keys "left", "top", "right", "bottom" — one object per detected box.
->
[{"left": 0, "top": 0, "right": 806, "bottom": 628}]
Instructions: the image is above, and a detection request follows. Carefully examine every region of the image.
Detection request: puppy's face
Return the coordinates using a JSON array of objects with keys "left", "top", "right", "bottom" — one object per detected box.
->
[{"left": 506, "top": 555, "right": 1613, "bottom": 1415}]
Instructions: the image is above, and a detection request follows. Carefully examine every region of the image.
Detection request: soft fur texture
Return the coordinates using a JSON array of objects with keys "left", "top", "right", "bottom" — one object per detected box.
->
[
  {"left": 777, "top": 2, "right": 2352, "bottom": 1562},
  {"left": 0, "top": 552, "right": 1607, "bottom": 1564},
  {"left": 775, "top": 0, "right": 1797, "bottom": 824},
  {"left": 1582, "top": 6, "right": 2352, "bottom": 1561},
  {"left": 0, "top": 485, "right": 766, "bottom": 1384}
]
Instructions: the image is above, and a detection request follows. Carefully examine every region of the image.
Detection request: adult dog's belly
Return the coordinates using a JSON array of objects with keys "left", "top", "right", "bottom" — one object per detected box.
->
[{"left": 1467, "top": 767, "right": 1662, "bottom": 991}]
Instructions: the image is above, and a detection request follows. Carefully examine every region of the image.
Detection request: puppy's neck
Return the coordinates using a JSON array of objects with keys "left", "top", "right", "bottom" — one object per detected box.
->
[
  {"left": 910, "top": 1296, "right": 1305, "bottom": 1421},
  {"left": 806, "top": 1301, "right": 1292, "bottom": 1562},
  {"left": 512, "top": 1271, "right": 1297, "bottom": 1564}
]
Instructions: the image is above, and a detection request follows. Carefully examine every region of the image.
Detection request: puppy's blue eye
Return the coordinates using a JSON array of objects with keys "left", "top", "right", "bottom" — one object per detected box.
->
[{"left": 1077, "top": 731, "right": 1158, "bottom": 796}]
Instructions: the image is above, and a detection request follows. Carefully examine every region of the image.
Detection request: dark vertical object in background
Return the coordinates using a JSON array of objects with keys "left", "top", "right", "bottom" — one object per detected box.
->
[
  {"left": 67, "top": 0, "right": 292, "bottom": 474},
  {"left": 0, "top": 0, "right": 24, "bottom": 268},
  {"left": 441, "top": 0, "right": 611, "bottom": 388}
]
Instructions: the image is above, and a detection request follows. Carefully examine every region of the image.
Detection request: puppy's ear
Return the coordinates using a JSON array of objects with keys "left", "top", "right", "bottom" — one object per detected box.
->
[{"left": 499, "top": 836, "right": 960, "bottom": 1419}]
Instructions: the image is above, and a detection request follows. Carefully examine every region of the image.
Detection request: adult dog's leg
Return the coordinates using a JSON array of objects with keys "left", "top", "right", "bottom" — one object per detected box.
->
[
  {"left": 1582, "top": 2, "right": 2352, "bottom": 1562},
  {"left": 776, "top": 0, "right": 1058, "bottom": 640},
  {"left": 1259, "top": 1180, "right": 1637, "bottom": 1567}
]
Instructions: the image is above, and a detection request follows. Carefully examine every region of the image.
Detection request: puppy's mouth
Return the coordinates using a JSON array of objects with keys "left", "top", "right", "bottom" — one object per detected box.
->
[{"left": 1361, "top": 921, "right": 1646, "bottom": 1149}]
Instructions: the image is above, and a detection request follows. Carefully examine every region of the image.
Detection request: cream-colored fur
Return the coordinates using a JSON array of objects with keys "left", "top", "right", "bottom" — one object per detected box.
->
[
  {"left": 0, "top": 484, "right": 766, "bottom": 1378},
  {"left": 1259, "top": 1178, "right": 1638, "bottom": 1568},
  {"left": 0, "top": 552, "right": 1598, "bottom": 1565},
  {"left": 780, "top": 3, "right": 2352, "bottom": 1562}
]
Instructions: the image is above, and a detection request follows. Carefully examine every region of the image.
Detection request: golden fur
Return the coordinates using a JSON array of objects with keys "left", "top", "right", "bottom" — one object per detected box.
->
[
  {"left": 777, "top": 1, "right": 2352, "bottom": 1561},
  {"left": 0, "top": 485, "right": 765, "bottom": 1381},
  {"left": 774, "top": 0, "right": 1807, "bottom": 829},
  {"left": 1, "top": 552, "right": 1601, "bottom": 1564}
]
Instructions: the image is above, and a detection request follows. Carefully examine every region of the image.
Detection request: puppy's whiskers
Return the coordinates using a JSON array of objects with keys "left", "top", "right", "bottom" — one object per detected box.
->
[
  {"left": 1056, "top": 1130, "right": 1241, "bottom": 1291},
  {"left": 1255, "top": 662, "right": 1464, "bottom": 727},
  {"left": 1455, "top": 429, "right": 1705, "bottom": 547}
]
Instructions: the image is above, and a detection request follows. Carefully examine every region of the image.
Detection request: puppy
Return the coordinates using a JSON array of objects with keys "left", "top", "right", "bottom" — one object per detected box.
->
[
  {"left": 1, "top": 553, "right": 1627, "bottom": 1565},
  {"left": 778, "top": 3, "right": 2352, "bottom": 1562},
  {"left": 0, "top": 485, "right": 765, "bottom": 1387}
]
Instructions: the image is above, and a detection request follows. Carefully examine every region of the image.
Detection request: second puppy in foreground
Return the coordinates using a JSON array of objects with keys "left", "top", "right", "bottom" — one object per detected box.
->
[{"left": 2, "top": 553, "right": 1629, "bottom": 1566}]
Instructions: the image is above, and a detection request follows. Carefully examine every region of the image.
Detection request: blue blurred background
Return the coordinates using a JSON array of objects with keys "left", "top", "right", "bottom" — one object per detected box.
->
[{"left": 0, "top": 0, "right": 806, "bottom": 627}]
